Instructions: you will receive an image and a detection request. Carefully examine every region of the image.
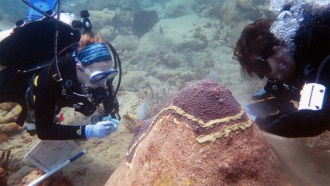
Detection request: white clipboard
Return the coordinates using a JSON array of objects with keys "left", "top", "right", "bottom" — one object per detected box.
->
[{"left": 24, "top": 140, "right": 77, "bottom": 173}]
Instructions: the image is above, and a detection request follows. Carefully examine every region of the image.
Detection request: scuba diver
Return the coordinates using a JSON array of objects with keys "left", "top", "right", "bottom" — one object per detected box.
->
[
  {"left": 0, "top": 0, "right": 122, "bottom": 140},
  {"left": 233, "top": 2, "right": 330, "bottom": 137}
]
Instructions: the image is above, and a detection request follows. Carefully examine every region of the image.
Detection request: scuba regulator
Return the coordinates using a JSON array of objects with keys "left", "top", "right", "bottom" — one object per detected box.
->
[{"left": 72, "top": 10, "right": 92, "bottom": 34}]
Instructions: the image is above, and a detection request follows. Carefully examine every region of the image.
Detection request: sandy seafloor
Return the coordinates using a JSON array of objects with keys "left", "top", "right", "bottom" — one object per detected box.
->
[{"left": 0, "top": 0, "right": 330, "bottom": 185}]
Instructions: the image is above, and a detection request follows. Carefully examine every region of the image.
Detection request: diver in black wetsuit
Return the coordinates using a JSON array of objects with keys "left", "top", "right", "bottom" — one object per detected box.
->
[
  {"left": 0, "top": 18, "right": 121, "bottom": 140},
  {"left": 34, "top": 35, "right": 121, "bottom": 140},
  {"left": 233, "top": 3, "right": 330, "bottom": 137}
]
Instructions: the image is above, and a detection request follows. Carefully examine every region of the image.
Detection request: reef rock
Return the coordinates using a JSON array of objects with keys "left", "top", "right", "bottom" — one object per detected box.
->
[
  {"left": 21, "top": 170, "right": 72, "bottom": 186},
  {"left": 132, "top": 10, "right": 159, "bottom": 38},
  {"left": 0, "top": 122, "right": 23, "bottom": 136},
  {"left": 106, "top": 79, "right": 282, "bottom": 186},
  {"left": 0, "top": 103, "right": 21, "bottom": 124}
]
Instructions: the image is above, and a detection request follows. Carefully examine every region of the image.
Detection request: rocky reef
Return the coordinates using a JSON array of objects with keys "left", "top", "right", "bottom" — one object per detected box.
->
[
  {"left": 106, "top": 80, "right": 283, "bottom": 185},
  {"left": 0, "top": 150, "right": 10, "bottom": 186},
  {"left": 132, "top": 10, "right": 159, "bottom": 38},
  {"left": 0, "top": 103, "right": 24, "bottom": 143}
]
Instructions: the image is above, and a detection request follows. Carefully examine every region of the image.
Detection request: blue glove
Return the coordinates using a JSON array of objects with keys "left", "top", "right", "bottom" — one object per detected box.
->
[
  {"left": 85, "top": 120, "right": 118, "bottom": 139},
  {"left": 102, "top": 116, "right": 120, "bottom": 124}
]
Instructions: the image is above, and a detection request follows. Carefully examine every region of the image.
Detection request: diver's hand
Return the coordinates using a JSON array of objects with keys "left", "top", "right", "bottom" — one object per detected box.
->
[{"left": 85, "top": 120, "right": 118, "bottom": 139}]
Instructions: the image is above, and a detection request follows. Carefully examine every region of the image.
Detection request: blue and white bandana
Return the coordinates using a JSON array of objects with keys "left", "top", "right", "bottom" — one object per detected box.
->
[{"left": 76, "top": 43, "right": 112, "bottom": 66}]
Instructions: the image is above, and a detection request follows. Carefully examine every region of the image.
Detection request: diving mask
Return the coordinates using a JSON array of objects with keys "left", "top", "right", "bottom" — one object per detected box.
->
[
  {"left": 253, "top": 57, "right": 271, "bottom": 79},
  {"left": 90, "top": 69, "right": 118, "bottom": 84}
]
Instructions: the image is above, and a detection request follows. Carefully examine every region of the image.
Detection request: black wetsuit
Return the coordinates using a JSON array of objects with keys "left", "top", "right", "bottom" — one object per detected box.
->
[
  {"left": 0, "top": 68, "right": 32, "bottom": 125},
  {"left": 38, "top": 52, "right": 119, "bottom": 140},
  {"left": 256, "top": 5, "right": 330, "bottom": 137},
  {"left": 0, "top": 52, "right": 119, "bottom": 140},
  {"left": 0, "top": 18, "right": 119, "bottom": 140}
]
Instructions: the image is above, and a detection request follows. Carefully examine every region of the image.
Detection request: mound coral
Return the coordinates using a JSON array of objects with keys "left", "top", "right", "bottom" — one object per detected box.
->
[{"left": 106, "top": 80, "right": 283, "bottom": 185}]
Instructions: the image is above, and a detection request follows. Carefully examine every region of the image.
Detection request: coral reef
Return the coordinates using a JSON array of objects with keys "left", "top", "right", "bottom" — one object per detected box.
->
[
  {"left": 86, "top": 0, "right": 119, "bottom": 11},
  {"left": 193, "top": 26, "right": 208, "bottom": 41},
  {"left": 105, "top": 80, "right": 283, "bottom": 185},
  {"left": 99, "top": 25, "right": 118, "bottom": 41},
  {"left": 20, "top": 170, "right": 72, "bottom": 186},
  {"left": 0, "top": 103, "right": 21, "bottom": 124},
  {"left": 0, "top": 122, "right": 23, "bottom": 137},
  {"left": 200, "top": 3, "right": 225, "bottom": 19},
  {"left": 135, "top": 82, "right": 174, "bottom": 120},
  {"left": 132, "top": 10, "right": 159, "bottom": 37},
  {"left": 118, "top": 0, "right": 140, "bottom": 12},
  {"left": 164, "top": 0, "right": 196, "bottom": 18},
  {"left": 161, "top": 53, "right": 181, "bottom": 69},
  {"left": 0, "top": 103, "right": 24, "bottom": 139},
  {"left": 89, "top": 9, "right": 117, "bottom": 32},
  {"left": 121, "top": 113, "right": 140, "bottom": 133},
  {"left": 0, "top": 150, "right": 10, "bottom": 186}
]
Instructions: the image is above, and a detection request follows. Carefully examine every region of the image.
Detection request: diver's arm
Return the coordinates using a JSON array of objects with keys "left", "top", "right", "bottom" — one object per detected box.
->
[
  {"left": 34, "top": 100, "right": 87, "bottom": 140},
  {"left": 34, "top": 70, "right": 86, "bottom": 140},
  {"left": 261, "top": 109, "right": 329, "bottom": 137}
]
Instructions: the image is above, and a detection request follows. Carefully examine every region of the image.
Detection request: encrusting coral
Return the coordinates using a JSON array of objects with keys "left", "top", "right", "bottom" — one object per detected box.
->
[
  {"left": 106, "top": 80, "right": 284, "bottom": 186},
  {"left": 0, "top": 150, "right": 10, "bottom": 185}
]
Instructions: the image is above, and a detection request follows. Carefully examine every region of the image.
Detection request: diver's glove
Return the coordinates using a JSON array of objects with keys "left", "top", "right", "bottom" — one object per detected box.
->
[{"left": 85, "top": 118, "right": 119, "bottom": 139}]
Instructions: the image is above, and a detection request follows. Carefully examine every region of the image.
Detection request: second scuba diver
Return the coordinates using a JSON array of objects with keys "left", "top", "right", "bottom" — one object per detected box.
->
[{"left": 234, "top": 3, "right": 330, "bottom": 137}]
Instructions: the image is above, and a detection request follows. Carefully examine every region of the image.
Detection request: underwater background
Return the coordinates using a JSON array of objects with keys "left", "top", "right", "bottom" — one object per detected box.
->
[{"left": 0, "top": 0, "right": 330, "bottom": 185}]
